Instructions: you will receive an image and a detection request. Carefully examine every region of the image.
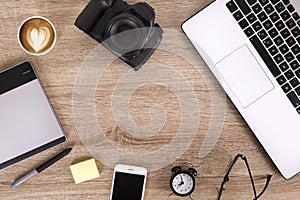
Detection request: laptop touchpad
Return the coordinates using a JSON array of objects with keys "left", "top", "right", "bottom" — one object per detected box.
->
[{"left": 216, "top": 45, "right": 274, "bottom": 108}]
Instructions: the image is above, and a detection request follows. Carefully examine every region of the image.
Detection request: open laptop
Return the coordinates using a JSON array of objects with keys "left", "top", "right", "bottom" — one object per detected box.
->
[
  {"left": 182, "top": 0, "right": 300, "bottom": 179},
  {"left": 0, "top": 61, "right": 66, "bottom": 170}
]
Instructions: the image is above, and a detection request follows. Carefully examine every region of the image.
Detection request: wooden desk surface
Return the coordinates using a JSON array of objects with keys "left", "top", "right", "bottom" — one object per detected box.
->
[{"left": 0, "top": 0, "right": 299, "bottom": 199}]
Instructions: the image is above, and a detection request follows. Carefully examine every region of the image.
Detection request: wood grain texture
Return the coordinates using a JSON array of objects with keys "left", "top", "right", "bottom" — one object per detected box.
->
[{"left": 0, "top": 0, "right": 299, "bottom": 199}]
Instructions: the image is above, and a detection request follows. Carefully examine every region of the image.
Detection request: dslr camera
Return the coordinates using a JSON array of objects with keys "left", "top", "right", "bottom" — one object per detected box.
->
[{"left": 75, "top": 0, "right": 163, "bottom": 70}]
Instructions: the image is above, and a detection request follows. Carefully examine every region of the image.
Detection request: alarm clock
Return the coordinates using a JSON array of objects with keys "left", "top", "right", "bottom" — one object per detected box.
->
[{"left": 169, "top": 165, "right": 197, "bottom": 199}]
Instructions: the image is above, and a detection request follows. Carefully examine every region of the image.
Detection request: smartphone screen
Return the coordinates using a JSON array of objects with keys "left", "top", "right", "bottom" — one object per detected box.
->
[{"left": 111, "top": 172, "right": 145, "bottom": 200}]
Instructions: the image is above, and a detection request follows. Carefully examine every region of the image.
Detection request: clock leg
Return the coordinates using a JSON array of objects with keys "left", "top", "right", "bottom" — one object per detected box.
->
[
  {"left": 168, "top": 192, "right": 173, "bottom": 197},
  {"left": 189, "top": 195, "right": 194, "bottom": 200}
]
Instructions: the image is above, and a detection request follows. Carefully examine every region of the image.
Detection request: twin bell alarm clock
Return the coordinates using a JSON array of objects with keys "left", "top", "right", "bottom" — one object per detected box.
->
[{"left": 169, "top": 165, "right": 197, "bottom": 199}]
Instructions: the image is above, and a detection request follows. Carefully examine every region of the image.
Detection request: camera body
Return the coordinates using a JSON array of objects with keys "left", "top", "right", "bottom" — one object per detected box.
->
[{"left": 75, "top": 0, "right": 163, "bottom": 70}]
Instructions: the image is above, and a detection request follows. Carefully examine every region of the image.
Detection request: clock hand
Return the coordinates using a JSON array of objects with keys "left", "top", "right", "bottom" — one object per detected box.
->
[
  {"left": 177, "top": 182, "right": 184, "bottom": 187},
  {"left": 177, "top": 175, "right": 184, "bottom": 187}
]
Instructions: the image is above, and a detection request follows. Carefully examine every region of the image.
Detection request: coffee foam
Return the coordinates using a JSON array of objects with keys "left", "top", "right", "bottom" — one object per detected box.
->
[{"left": 19, "top": 17, "right": 55, "bottom": 55}]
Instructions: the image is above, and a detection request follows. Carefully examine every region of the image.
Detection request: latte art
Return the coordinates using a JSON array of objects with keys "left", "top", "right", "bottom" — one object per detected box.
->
[
  {"left": 27, "top": 27, "right": 51, "bottom": 52},
  {"left": 18, "top": 17, "right": 56, "bottom": 55}
]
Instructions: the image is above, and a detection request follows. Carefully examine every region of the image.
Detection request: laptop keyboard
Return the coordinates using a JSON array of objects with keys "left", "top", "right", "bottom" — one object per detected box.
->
[{"left": 226, "top": 0, "right": 300, "bottom": 114}]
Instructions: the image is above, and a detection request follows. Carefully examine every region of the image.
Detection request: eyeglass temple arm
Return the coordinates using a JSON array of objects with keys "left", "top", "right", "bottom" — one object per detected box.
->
[
  {"left": 217, "top": 154, "right": 242, "bottom": 200},
  {"left": 255, "top": 174, "right": 272, "bottom": 199},
  {"left": 217, "top": 180, "right": 226, "bottom": 200},
  {"left": 242, "top": 156, "right": 272, "bottom": 200}
]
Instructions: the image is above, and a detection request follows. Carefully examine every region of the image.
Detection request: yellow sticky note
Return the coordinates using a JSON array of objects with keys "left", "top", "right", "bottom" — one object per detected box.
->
[{"left": 70, "top": 158, "right": 100, "bottom": 184}]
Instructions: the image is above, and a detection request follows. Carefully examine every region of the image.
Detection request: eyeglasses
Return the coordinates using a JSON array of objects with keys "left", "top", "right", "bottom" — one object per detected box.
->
[{"left": 217, "top": 154, "right": 272, "bottom": 200}]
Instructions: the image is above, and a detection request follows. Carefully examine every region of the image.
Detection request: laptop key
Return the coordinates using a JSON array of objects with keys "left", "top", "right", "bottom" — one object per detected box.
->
[
  {"left": 258, "top": 29, "right": 268, "bottom": 40},
  {"left": 268, "top": 28, "right": 278, "bottom": 38},
  {"left": 287, "top": 91, "right": 300, "bottom": 107},
  {"left": 291, "top": 27, "right": 300, "bottom": 37},
  {"left": 263, "top": 37, "right": 273, "bottom": 47},
  {"left": 233, "top": 11, "right": 244, "bottom": 21},
  {"left": 280, "top": 11, "right": 291, "bottom": 21},
  {"left": 275, "top": 2, "right": 285, "bottom": 13},
  {"left": 274, "top": 36, "right": 284, "bottom": 46},
  {"left": 290, "top": 60, "right": 300, "bottom": 70},
  {"left": 236, "top": 0, "right": 251, "bottom": 15},
  {"left": 269, "top": 45, "right": 279, "bottom": 56},
  {"left": 281, "top": 28, "right": 291, "bottom": 39},
  {"left": 292, "top": 13, "right": 300, "bottom": 21},
  {"left": 290, "top": 77, "right": 300, "bottom": 87},
  {"left": 275, "top": 20, "right": 285, "bottom": 31},
  {"left": 282, "top": 83, "right": 292, "bottom": 93},
  {"left": 287, "top": 4, "right": 295, "bottom": 13},
  {"left": 247, "top": 13, "right": 257, "bottom": 23},
  {"left": 279, "top": 61, "right": 289, "bottom": 72},
  {"left": 291, "top": 45, "right": 300, "bottom": 55},
  {"left": 259, "top": 0, "right": 269, "bottom": 6},
  {"left": 285, "top": 69, "right": 294, "bottom": 79},
  {"left": 296, "top": 68, "right": 300, "bottom": 78},
  {"left": 264, "top": 4, "right": 274, "bottom": 14},
  {"left": 270, "top": 12, "right": 280, "bottom": 22},
  {"left": 279, "top": 44, "right": 289, "bottom": 54},
  {"left": 284, "top": 52, "right": 294, "bottom": 62},
  {"left": 263, "top": 20, "right": 273, "bottom": 30},
  {"left": 253, "top": 21, "right": 263, "bottom": 31},
  {"left": 226, "top": 1, "right": 238, "bottom": 13},
  {"left": 274, "top": 53, "right": 284, "bottom": 64},
  {"left": 297, "top": 54, "right": 300, "bottom": 62},
  {"left": 252, "top": 3, "right": 263, "bottom": 14},
  {"left": 297, "top": 107, "right": 300, "bottom": 114},
  {"left": 286, "top": 36, "right": 296, "bottom": 47},
  {"left": 286, "top": 18, "right": 296, "bottom": 29},
  {"left": 246, "top": 0, "right": 256, "bottom": 6},
  {"left": 245, "top": 27, "right": 255, "bottom": 37},
  {"left": 276, "top": 75, "right": 287, "bottom": 85},
  {"left": 271, "top": 0, "right": 279, "bottom": 4},
  {"left": 239, "top": 19, "right": 249, "bottom": 29},
  {"left": 258, "top": 11, "right": 268, "bottom": 22},
  {"left": 295, "top": 86, "right": 300, "bottom": 95},
  {"left": 282, "top": 0, "right": 290, "bottom": 5},
  {"left": 250, "top": 35, "right": 281, "bottom": 77},
  {"left": 270, "top": 0, "right": 279, "bottom": 4}
]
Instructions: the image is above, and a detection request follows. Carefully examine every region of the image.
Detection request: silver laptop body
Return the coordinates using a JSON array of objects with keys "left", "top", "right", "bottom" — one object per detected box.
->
[
  {"left": 0, "top": 61, "right": 66, "bottom": 170},
  {"left": 182, "top": 0, "right": 300, "bottom": 179}
]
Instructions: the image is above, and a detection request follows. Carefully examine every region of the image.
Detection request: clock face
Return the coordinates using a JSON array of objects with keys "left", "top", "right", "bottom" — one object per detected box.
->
[{"left": 171, "top": 172, "right": 195, "bottom": 196}]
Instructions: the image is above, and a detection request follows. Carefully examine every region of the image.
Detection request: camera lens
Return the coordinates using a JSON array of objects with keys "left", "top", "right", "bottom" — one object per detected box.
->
[
  {"left": 104, "top": 14, "right": 148, "bottom": 55},
  {"left": 114, "top": 24, "right": 138, "bottom": 50}
]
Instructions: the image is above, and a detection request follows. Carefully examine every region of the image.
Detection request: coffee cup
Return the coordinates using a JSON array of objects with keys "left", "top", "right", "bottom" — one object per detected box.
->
[{"left": 18, "top": 16, "right": 56, "bottom": 56}]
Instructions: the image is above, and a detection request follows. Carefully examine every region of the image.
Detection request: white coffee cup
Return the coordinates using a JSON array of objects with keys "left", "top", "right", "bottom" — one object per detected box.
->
[{"left": 18, "top": 16, "right": 57, "bottom": 56}]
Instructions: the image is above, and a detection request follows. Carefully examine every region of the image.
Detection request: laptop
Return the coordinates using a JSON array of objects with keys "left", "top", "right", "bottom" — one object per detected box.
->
[
  {"left": 0, "top": 61, "right": 66, "bottom": 170},
  {"left": 182, "top": 0, "right": 300, "bottom": 179}
]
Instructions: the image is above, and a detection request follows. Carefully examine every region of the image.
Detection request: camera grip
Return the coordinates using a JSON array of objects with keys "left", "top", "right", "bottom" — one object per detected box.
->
[
  {"left": 132, "top": 3, "right": 155, "bottom": 22},
  {"left": 75, "top": 0, "right": 113, "bottom": 34}
]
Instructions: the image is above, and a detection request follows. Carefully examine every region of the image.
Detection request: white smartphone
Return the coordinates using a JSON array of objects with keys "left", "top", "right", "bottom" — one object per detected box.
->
[{"left": 110, "top": 164, "right": 147, "bottom": 200}]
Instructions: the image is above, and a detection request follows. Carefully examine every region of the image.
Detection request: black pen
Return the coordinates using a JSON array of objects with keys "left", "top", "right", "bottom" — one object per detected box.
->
[{"left": 11, "top": 148, "right": 72, "bottom": 189}]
